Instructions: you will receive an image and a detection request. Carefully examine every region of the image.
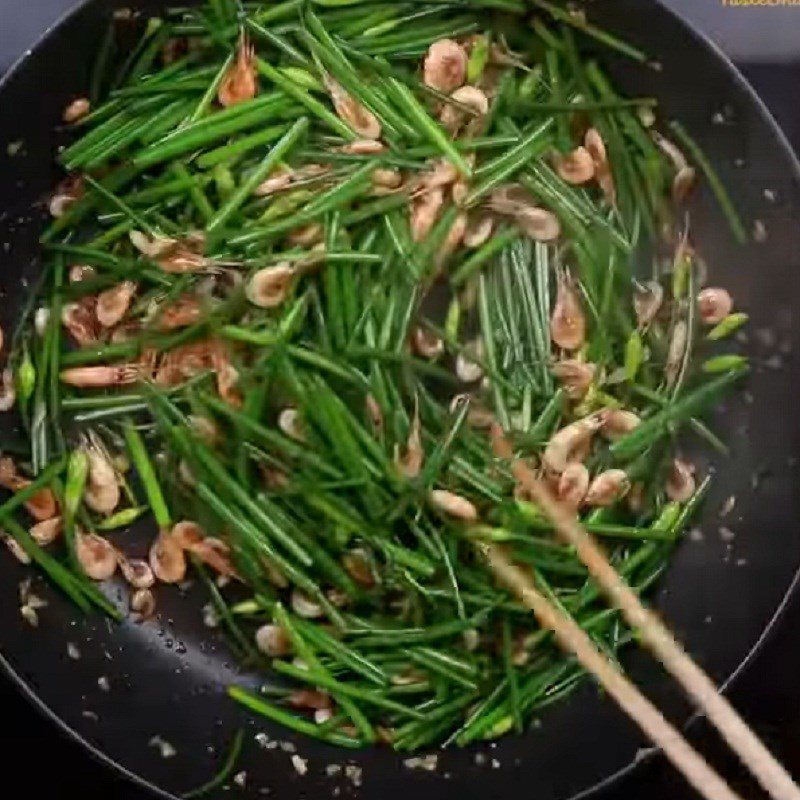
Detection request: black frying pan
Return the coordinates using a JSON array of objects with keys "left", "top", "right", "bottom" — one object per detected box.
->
[{"left": 0, "top": 2, "right": 799, "bottom": 798}]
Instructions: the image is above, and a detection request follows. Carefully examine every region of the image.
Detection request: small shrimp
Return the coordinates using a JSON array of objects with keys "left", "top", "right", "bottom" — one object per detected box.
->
[
  {"left": 551, "top": 274, "right": 586, "bottom": 351},
  {"left": 372, "top": 168, "right": 403, "bottom": 195},
  {"left": 324, "top": 76, "right": 381, "bottom": 140},
  {"left": 515, "top": 206, "right": 561, "bottom": 242},
  {"left": 365, "top": 394, "right": 384, "bottom": 432},
  {"left": 410, "top": 187, "right": 444, "bottom": 242},
  {"left": 173, "top": 522, "right": 235, "bottom": 576},
  {"left": 96, "top": 281, "right": 136, "bottom": 328},
  {"left": 0, "top": 458, "right": 58, "bottom": 521},
  {"left": 211, "top": 343, "right": 243, "bottom": 408},
  {"left": 111, "top": 319, "right": 142, "bottom": 344},
  {"left": 652, "top": 131, "right": 696, "bottom": 204},
  {"left": 254, "top": 168, "right": 294, "bottom": 197},
  {"left": 463, "top": 212, "right": 494, "bottom": 248},
  {"left": 412, "top": 327, "right": 444, "bottom": 359},
  {"left": 154, "top": 340, "right": 215, "bottom": 387},
  {"left": 288, "top": 689, "right": 332, "bottom": 711},
  {"left": 69, "top": 264, "right": 96, "bottom": 283},
  {"left": 554, "top": 146, "right": 595, "bottom": 185},
  {"left": 61, "top": 364, "right": 141, "bottom": 388},
  {"left": 255, "top": 623, "right": 292, "bottom": 657},
  {"left": 30, "top": 516, "right": 62, "bottom": 546},
  {"left": 246, "top": 263, "right": 295, "bottom": 308},
  {"left": 291, "top": 589, "right": 324, "bottom": 619},
  {"left": 666, "top": 458, "right": 696, "bottom": 503},
  {"left": 278, "top": 408, "right": 305, "bottom": 441},
  {"left": 665, "top": 319, "right": 688, "bottom": 388},
  {"left": 130, "top": 230, "right": 208, "bottom": 274},
  {"left": 62, "top": 297, "right": 100, "bottom": 346},
  {"left": 634, "top": 280, "right": 664, "bottom": 328},
  {"left": 413, "top": 160, "right": 460, "bottom": 197},
  {"left": 585, "top": 469, "right": 630, "bottom": 507},
  {"left": 600, "top": 409, "right": 641, "bottom": 440},
  {"left": 149, "top": 528, "right": 187, "bottom": 584},
  {"left": 342, "top": 548, "right": 376, "bottom": 588},
  {"left": 84, "top": 447, "right": 120, "bottom": 515},
  {"left": 63, "top": 97, "right": 91, "bottom": 124},
  {"left": 218, "top": 33, "right": 258, "bottom": 108},
  {"left": 585, "top": 127, "right": 616, "bottom": 205},
  {"left": 455, "top": 341, "right": 484, "bottom": 383},
  {"left": 436, "top": 211, "right": 468, "bottom": 269},
  {"left": 395, "top": 404, "right": 424, "bottom": 479},
  {"left": 429, "top": 489, "right": 478, "bottom": 522},
  {"left": 48, "top": 174, "right": 85, "bottom": 218},
  {"left": 423, "top": 39, "right": 467, "bottom": 93},
  {"left": 287, "top": 223, "right": 324, "bottom": 248},
  {"left": 543, "top": 414, "right": 604, "bottom": 473},
  {"left": 118, "top": 555, "right": 155, "bottom": 590},
  {"left": 557, "top": 462, "right": 590, "bottom": 508},
  {"left": 157, "top": 294, "right": 202, "bottom": 330},
  {"left": 76, "top": 531, "right": 118, "bottom": 581},
  {"left": 697, "top": 287, "right": 733, "bottom": 325},
  {"left": 551, "top": 360, "right": 596, "bottom": 400},
  {"left": 338, "top": 139, "right": 386, "bottom": 156},
  {"left": 171, "top": 521, "right": 204, "bottom": 550},
  {"left": 131, "top": 588, "right": 156, "bottom": 620},
  {"left": 188, "top": 415, "right": 220, "bottom": 446},
  {"left": 439, "top": 86, "right": 489, "bottom": 136},
  {"left": 0, "top": 367, "right": 15, "bottom": 412}
]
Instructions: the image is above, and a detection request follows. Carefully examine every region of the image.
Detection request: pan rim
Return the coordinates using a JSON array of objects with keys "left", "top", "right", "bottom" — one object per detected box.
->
[{"left": 0, "top": 2, "right": 798, "bottom": 800}]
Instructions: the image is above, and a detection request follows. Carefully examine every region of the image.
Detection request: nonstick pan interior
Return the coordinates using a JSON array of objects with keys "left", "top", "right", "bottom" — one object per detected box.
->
[{"left": 0, "top": 2, "right": 798, "bottom": 799}]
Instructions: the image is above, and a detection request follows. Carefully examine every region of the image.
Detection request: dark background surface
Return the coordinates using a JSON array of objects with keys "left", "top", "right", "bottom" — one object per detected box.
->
[{"left": 0, "top": 2, "right": 799, "bottom": 799}]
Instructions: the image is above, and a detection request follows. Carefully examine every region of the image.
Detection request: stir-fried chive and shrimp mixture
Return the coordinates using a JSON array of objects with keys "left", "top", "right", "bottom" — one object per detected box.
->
[{"left": 0, "top": 0, "right": 750, "bottom": 750}]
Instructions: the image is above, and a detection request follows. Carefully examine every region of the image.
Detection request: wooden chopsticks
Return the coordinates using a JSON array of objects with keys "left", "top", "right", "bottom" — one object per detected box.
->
[{"left": 487, "top": 425, "right": 800, "bottom": 800}]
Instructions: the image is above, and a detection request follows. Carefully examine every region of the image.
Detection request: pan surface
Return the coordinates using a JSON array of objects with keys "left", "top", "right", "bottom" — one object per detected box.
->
[{"left": 0, "top": 2, "right": 798, "bottom": 799}]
